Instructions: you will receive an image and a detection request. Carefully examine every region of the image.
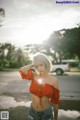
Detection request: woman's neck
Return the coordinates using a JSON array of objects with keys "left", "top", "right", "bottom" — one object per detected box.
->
[{"left": 39, "top": 72, "right": 48, "bottom": 77}]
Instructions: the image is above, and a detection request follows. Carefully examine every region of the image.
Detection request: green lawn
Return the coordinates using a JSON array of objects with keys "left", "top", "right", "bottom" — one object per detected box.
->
[{"left": 70, "top": 67, "right": 80, "bottom": 72}]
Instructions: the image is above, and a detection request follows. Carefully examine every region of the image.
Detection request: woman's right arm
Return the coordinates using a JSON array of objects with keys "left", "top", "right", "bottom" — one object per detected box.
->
[
  {"left": 20, "top": 64, "right": 35, "bottom": 80},
  {"left": 20, "top": 64, "right": 34, "bottom": 75}
]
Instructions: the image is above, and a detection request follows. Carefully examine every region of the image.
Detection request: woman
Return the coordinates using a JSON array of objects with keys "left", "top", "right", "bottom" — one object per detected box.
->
[{"left": 20, "top": 53, "right": 61, "bottom": 120}]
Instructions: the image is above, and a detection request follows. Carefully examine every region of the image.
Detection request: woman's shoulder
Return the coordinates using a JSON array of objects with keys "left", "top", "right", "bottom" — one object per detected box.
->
[
  {"left": 48, "top": 74, "right": 58, "bottom": 89},
  {"left": 49, "top": 74, "right": 58, "bottom": 82}
]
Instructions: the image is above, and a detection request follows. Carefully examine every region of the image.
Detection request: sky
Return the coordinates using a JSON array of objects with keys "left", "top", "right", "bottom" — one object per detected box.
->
[{"left": 0, "top": 0, "right": 80, "bottom": 48}]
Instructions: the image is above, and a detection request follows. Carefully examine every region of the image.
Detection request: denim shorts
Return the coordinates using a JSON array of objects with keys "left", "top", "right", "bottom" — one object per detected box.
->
[{"left": 28, "top": 105, "right": 53, "bottom": 120}]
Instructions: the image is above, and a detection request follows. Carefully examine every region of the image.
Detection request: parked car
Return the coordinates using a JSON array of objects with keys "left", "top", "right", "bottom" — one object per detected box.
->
[{"left": 51, "top": 63, "right": 69, "bottom": 75}]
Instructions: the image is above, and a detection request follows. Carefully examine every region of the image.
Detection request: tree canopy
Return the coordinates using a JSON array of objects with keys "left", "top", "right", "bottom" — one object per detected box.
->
[
  {"left": 0, "top": 8, "right": 5, "bottom": 27},
  {"left": 25, "top": 26, "right": 80, "bottom": 62},
  {"left": 60, "top": 27, "right": 80, "bottom": 59},
  {"left": 0, "top": 43, "right": 31, "bottom": 70}
]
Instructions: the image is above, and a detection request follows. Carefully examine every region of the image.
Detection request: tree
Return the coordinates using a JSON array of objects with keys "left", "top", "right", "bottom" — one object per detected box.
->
[
  {"left": 59, "top": 27, "right": 80, "bottom": 59},
  {"left": 0, "top": 8, "right": 5, "bottom": 27},
  {"left": 0, "top": 43, "right": 31, "bottom": 69},
  {"left": 46, "top": 27, "right": 80, "bottom": 60},
  {"left": 24, "top": 31, "right": 63, "bottom": 63},
  {"left": 25, "top": 26, "right": 80, "bottom": 63},
  {"left": 0, "top": 43, "right": 15, "bottom": 68},
  {"left": 25, "top": 43, "right": 59, "bottom": 63},
  {"left": 12, "top": 48, "right": 31, "bottom": 68}
]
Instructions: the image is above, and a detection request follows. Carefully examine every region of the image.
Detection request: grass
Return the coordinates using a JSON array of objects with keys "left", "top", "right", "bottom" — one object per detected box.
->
[
  {"left": 70, "top": 67, "right": 80, "bottom": 72},
  {"left": 0, "top": 68, "right": 19, "bottom": 72}
]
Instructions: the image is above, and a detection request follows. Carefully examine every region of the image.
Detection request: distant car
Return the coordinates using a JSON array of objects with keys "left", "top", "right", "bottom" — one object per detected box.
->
[{"left": 62, "top": 59, "right": 79, "bottom": 67}]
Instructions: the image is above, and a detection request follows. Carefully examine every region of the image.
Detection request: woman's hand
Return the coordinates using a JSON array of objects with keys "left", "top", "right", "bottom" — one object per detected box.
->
[
  {"left": 20, "top": 64, "right": 34, "bottom": 75},
  {"left": 30, "top": 64, "right": 34, "bottom": 68}
]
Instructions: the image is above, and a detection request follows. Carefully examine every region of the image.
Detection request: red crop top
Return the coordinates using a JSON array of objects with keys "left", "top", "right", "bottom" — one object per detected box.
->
[{"left": 20, "top": 70, "right": 61, "bottom": 104}]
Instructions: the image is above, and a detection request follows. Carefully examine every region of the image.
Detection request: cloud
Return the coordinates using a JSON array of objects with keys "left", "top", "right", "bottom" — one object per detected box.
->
[{"left": 14, "top": 0, "right": 30, "bottom": 9}]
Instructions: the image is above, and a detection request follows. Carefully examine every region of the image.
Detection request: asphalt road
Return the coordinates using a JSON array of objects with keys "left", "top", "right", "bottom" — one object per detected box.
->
[
  {"left": 0, "top": 71, "right": 80, "bottom": 99},
  {"left": 0, "top": 71, "right": 80, "bottom": 120}
]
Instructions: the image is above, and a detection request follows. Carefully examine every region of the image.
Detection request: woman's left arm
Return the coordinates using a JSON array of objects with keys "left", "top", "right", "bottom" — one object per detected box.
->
[
  {"left": 52, "top": 78, "right": 60, "bottom": 120},
  {"left": 53, "top": 104, "right": 59, "bottom": 120}
]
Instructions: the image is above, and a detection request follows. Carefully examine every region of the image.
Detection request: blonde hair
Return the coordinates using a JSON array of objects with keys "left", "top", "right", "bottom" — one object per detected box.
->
[{"left": 33, "top": 53, "right": 52, "bottom": 73}]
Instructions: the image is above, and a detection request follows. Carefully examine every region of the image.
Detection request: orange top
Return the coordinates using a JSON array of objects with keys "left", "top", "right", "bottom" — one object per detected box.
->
[{"left": 20, "top": 70, "right": 61, "bottom": 104}]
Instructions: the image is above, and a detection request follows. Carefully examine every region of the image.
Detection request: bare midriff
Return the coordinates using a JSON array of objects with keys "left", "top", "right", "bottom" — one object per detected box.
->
[{"left": 31, "top": 94, "right": 51, "bottom": 111}]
